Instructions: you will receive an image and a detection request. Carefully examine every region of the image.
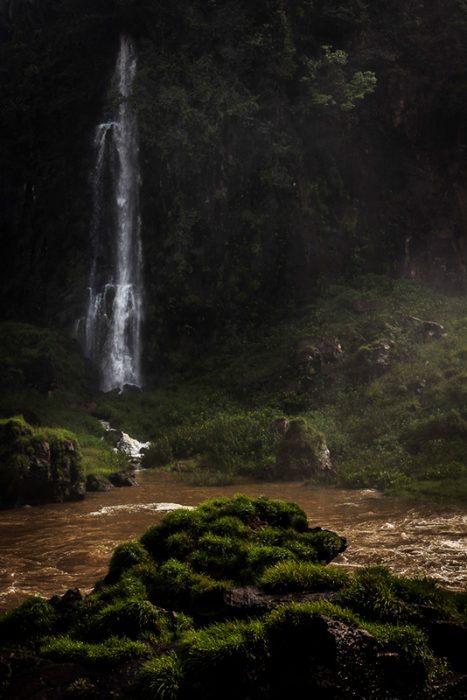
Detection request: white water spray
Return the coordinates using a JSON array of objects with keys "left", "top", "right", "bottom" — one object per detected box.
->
[{"left": 84, "top": 36, "right": 143, "bottom": 392}]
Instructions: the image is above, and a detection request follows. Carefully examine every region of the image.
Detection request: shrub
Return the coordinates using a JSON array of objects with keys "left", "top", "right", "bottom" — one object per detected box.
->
[
  {"left": 142, "top": 409, "right": 278, "bottom": 477},
  {"left": 135, "top": 652, "right": 183, "bottom": 700},
  {"left": 196, "top": 495, "right": 259, "bottom": 525},
  {"left": 140, "top": 496, "right": 333, "bottom": 583},
  {"left": 259, "top": 560, "right": 349, "bottom": 593}
]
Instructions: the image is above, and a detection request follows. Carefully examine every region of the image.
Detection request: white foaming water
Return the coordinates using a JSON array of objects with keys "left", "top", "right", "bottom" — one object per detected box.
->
[
  {"left": 87, "top": 503, "right": 194, "bottom": 517},
  {"left": 116, "top": 432, "right": 151, "bottom": 460},
  {"left": 84, "top": 36, "right": 143, "bottom": 392}
]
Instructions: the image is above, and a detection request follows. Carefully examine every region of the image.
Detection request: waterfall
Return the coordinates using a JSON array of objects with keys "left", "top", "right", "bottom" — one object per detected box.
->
[{"left": 84, "top": 35, "right": 143, "bottom": 392}]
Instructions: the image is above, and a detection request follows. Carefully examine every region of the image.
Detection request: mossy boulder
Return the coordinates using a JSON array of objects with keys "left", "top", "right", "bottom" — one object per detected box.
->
[
  {"left": 0, "top": 417, "right": 85, "bottom": 507},
  {"left": 1, "top": 498, "right": 466, "bottom": 700},
  {"left": 274, "top": 418, "right": 334, "bottom": 481},
  {"left": 350, "top": 339, "right": 395, "bottom": 379}
]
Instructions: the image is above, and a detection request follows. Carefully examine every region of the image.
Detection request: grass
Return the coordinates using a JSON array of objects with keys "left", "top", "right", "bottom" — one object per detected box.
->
[
  {"left": 40, "top": 635, "right": 150, "bottom": 665},
  {"left": 259, "top": 560, "right": 349, "bottom": 593}
]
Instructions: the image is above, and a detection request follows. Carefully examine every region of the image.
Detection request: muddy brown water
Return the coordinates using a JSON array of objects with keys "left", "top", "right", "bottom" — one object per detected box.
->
[{"left": 0, "top": 471, "right": 466, "bottom": 610}]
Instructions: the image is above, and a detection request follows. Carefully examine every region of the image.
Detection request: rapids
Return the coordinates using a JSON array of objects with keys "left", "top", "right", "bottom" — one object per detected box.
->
[{"left": 0, "top": 472, "right": 465, "bottom": 610}]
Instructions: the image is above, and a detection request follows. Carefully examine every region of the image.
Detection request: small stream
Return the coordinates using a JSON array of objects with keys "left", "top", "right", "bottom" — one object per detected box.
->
[{"left": 0, "top": 471, "right": 465, "bottom": 610}]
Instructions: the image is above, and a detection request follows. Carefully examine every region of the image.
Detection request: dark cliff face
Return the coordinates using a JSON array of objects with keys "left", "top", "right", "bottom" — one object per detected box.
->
[{"left": 1, "top": 0, "right": 467, "bottom": 377}]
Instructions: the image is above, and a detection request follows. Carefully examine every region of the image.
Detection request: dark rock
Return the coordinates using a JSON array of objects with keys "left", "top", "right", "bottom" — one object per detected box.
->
[
  {"left": 108, "top": 469, "right": 138, "bottom": 487},
  {"left": 222, "top": 586, "right": 341, "bottom": 616},
  {"left": 49, "top": 587, "right": 83, "bottom": 614},
  {"left": 29, "top": 441, "right": 51, "bottom": 468},
  {"left": 295, "top": 337, "right": 343, "bottom": 380},
  {"left": 351, "top": 339, "right": 394, "bottom": 378},
  {"left": 68, "top": 481, "right": 86, "bottom": 501},
  {"left": 318, "top": 337, "right": 344, "bottom": 364},
  {"left": 407, "top": 315, "right": 447, "bottom": 340},
  {"left": 85, "top": 473, "right": 113, "bottom": 492},
  {"left": 426, "top": 620, "right": 467, "bottom": 672}
]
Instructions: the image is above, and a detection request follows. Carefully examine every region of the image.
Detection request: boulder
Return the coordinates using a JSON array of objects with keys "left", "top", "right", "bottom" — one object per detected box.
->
[
  {"left": 0, "top": 417, "right": 85, "bottom": 507},
  {"left": 108, "top": 469, "right": 138, "bottom": 487},
  {"left": 407, "top": 315, "right": 447, "bottom": 340},
  {"left": 351, "top": 339, "right": 394, "bottom": 378},
  {"left": 274, "top": 418, "right": 335, "bottom": 481},
  {"left": 85, "top": 473, "right": 113, "bottom": 492},
  {"left": 295, "top": 337, "right": 343, "bottom": 379},
  {"left": 49, "top": 587, "right": 83, "bottom": 614},
  {"left": 426, "top": 620, "right": 467, "bottom": 672}
]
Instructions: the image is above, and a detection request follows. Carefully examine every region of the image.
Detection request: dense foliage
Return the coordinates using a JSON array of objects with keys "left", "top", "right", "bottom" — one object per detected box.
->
[{"left": 2, "top": 1, "right": 467, "bottom": 375}]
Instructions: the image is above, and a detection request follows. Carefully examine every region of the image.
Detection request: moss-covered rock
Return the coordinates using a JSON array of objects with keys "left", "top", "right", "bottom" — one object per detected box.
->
[
  {"left": 0, "top": 498, "right": 466, "bottom": 700},
  {"left": 274, "top": 418, "right": 334, "bottom": 481},
  {"left": 0, "top": 416, "right": 85, "bottom": 507}
]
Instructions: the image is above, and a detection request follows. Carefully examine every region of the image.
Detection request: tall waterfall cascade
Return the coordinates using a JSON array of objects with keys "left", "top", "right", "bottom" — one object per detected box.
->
[{"left": 83, "top": 35, "right": 143, "bottom": 392}]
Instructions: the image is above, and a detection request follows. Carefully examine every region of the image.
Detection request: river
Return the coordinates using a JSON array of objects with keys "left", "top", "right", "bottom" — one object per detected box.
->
[{"left": 0, "top": 471, "right": 465, "bottom": 610}]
